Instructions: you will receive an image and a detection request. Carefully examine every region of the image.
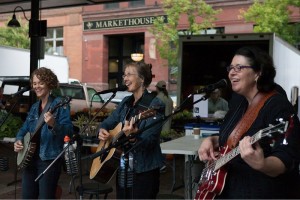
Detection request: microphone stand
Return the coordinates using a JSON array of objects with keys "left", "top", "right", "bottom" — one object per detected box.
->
[
  {"left": 76, "top": 91, "right": 118, "bottom": 199},
  {"left": 83, "top": 91, "right": 211, "bottom": 161},
  {"left": 34, "top": 92, "right": 118, "bottom": 199},
  {"left": 2, "top": 96, "right": 23, "bottom": 189},
  {"left": 34, "top": 134, "right": 81, "bottom": 199},
  {"left": 0, "top": 96, "right": 19, "bottom": 129},
  {"left": 81, "top": 91, "right": 211, "bottom": 198}
]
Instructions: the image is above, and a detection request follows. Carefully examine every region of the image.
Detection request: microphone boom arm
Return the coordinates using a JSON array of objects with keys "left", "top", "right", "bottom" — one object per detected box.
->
[{"left": 83, "top": 91, "right": 211, "bottom": 161}]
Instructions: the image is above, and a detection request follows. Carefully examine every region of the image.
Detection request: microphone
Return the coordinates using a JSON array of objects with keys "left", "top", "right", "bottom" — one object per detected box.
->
[
  {"left": 95, "top": 85, "right": 127, "bottom": 95},
  {"left": 196, "top": 79, "right": 227, "bottom": 94},
  {"left": 11, "top": 86, "right": 31, "bottom": 97}
]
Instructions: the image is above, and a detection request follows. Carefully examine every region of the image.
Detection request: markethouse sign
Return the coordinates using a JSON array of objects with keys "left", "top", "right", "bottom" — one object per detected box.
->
[{"left": 84, "top": 15, "right": 167, "bottom": 31}]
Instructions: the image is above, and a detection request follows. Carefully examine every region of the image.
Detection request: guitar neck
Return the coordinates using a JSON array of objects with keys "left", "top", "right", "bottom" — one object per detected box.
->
[
  {"left": 111, "top": 109, "right": 156, "bottom": 144},
  {"left": 214, "top": 130, "right": 263, "bottom": 171},
  {"left": 213, "top": 121, "right": 286, "bottom": 171}
]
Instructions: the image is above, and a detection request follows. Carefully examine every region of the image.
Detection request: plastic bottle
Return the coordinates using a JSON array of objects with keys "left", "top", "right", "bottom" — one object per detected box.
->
[
  {"left": 118, "top": 152, "right": 134, "bottom": 188},
  {"left": 64, "top": 136, "right": 78, "bottom": 175},
  {"left": 118, "top": 153, "right": 126, "bottom": 187}
]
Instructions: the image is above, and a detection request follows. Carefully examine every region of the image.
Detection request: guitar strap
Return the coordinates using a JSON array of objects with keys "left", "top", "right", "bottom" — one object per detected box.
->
[{"left": 227, "top": 90, "right": 276, "bottom": 148}]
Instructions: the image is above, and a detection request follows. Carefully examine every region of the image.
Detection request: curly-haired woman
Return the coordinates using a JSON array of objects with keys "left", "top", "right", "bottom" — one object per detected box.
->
[{"left": 14, "top": 67, "right": 73, "bottom": 199}]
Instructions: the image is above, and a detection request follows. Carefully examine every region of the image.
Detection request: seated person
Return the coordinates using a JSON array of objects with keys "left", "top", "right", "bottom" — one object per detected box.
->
[{"left": 208, "top": 89, "right": 228, "bottom": 118}]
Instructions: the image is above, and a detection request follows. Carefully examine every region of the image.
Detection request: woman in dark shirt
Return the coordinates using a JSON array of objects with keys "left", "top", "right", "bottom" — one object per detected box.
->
[{"left": 197, "top": 46, "right": 300, "bottom": 199}]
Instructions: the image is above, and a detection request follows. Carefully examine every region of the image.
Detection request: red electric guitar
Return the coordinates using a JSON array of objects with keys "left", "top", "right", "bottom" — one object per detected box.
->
[{"left": 194, "top": 119, "right": 289, "bottom": 200}]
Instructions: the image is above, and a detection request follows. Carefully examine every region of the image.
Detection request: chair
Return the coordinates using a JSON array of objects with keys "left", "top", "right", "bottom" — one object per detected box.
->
[{"left": 76, "top": 182, "right": 113, "bottom": 199}]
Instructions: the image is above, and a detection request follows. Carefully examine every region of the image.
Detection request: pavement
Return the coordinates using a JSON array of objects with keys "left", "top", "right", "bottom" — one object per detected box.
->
[{"left": 0, "top": 142, "right": 187, "bottom": 199}]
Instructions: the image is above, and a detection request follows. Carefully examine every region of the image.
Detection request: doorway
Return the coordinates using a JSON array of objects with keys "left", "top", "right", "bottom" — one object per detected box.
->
[{"left": 107, "top": 34, "right": 144, "bottom": 88}]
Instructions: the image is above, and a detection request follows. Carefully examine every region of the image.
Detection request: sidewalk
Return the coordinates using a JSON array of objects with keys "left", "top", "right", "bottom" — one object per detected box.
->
[{"left": 0, "top": 142, "right": 186, "bottom": 199}]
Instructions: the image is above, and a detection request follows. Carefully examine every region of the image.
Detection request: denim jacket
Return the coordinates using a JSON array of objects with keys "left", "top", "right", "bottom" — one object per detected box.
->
[
  {"left": 100, "top": 90, "right": 165, "bottom": 173},
  {"left": 16, "top": 96, "right": 73, "bottom": 161}
]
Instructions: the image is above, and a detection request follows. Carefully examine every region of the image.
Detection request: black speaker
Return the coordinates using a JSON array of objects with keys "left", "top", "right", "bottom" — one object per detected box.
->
[{"left": 38, "top": 37, "right": 45, "bottom": 59}]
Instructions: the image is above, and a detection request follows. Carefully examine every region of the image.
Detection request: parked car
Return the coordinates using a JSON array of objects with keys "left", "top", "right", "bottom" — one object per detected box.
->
[
  {"left": 56, "top": 83, "right": 117, "bottom": 113},
  {"left": 100, "top": 91, "right": 132, "bottom": 105},
  {"left": 0, "top": 77, "right": 117, "bottom": 120}
]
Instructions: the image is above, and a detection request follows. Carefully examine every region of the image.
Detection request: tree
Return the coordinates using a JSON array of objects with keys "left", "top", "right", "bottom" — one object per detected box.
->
[
  {"left": 0, "top": 18, "right": 30, "bottom": 49},
  {"left": 240, "top": 0, "right": 300, "bottom": 45},
  {"left": 149, "top": 0, "right": 220, "bottom": 67}
]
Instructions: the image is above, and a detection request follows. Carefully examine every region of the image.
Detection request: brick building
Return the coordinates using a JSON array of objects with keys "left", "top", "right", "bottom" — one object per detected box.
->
[{"left": 0, "top": 0, "right": 299, "bottom": 94}]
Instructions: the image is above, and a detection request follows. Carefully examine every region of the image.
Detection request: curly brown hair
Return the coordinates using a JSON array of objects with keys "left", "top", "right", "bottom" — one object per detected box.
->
[{"left": 30, "top": 67, "right": 59, "bottom": 90}]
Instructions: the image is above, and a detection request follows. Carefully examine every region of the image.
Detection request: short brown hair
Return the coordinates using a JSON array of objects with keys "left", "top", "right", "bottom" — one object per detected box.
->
[{"left": 124, "top": 62, "right": 153, "bottom": 87}]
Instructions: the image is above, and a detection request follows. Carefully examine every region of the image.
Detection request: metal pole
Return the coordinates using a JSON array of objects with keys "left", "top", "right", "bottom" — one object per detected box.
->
[{"left": 29, "top": 0, "right": 40, "bottom": 106}]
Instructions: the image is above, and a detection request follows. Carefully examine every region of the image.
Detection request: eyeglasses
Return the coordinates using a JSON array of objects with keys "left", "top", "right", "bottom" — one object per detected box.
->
[
  {"left": 226, "top": 65, "right": 253, "bottom": 72},
  {"left": 122, "top": 73, "right": 137, "bottom": 79}
]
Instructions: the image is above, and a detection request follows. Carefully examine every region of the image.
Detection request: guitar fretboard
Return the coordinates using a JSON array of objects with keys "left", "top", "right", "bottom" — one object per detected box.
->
[{"left": 213, "top": 123, "right": 285, "bottom": 171}]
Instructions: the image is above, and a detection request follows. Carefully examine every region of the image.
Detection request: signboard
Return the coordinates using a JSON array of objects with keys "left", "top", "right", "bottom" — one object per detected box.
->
[
  {"left": 84, "top": 15, "right": 167, "bottom": 30},
  {"left": 193, "top": 94, "right": 208, "bottom": 118}
]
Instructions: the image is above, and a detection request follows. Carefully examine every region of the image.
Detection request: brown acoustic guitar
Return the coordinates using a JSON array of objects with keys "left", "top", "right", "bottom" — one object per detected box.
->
[{"left": 89, "top": 108, "right": 156, "bottom": 183}]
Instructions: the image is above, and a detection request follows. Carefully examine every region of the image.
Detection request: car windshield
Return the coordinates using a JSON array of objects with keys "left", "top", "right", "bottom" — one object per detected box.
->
[
  {"left": 60, "top": 87, "right": 84, "bottom": 99},
  {"left": 87, "top": 87, "right": 102, "bottom": 102}
]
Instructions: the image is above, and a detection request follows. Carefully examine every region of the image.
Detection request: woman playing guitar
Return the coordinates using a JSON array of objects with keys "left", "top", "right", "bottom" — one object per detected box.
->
[
  {"left": 14, "top": 67, "right": 73, "bottom": 199},
  {"left": 98, "top": 61, "right": 165, "bottom": 199},
  {"left": 197, "top": 46, "right": 300, "bottom": 199}
]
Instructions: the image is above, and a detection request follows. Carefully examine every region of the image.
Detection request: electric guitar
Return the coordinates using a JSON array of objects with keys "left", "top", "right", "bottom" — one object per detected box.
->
[
  {"left": 17, "top": 96, "right": 71, "bottom": 170},
  {"left": 89, "top": 108, "right": 157, "bottom": 183},
  {"left": 194, "top": 120, "right": 289, "bottom": 200}
]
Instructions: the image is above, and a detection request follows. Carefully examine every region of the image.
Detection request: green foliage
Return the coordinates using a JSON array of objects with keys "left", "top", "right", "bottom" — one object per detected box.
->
[
  {"left": 0, "top": 18, "right": 30, "bottom": 49},
  {"left": 172, "top": 109, "right": 193, "bottom": 120},
  {"left": 149, "top": 0, "right": 220, "bottom": 67},
  {"left": 240, "top": 0, "right": 300, "bottom": 45},
  {"left": 0, "top": 110, "right": 23, "bottom": 138},
  {"left": 161, "top": 129, "right": 182, "bottom": 140}
]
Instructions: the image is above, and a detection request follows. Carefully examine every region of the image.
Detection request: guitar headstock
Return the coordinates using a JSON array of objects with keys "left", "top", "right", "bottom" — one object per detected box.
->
[
  {"left": 264, "top": 119, "right": 288, "bottom": 138},
  {"left": 138, "top": 109, "right": 157, "bottom": 120}
]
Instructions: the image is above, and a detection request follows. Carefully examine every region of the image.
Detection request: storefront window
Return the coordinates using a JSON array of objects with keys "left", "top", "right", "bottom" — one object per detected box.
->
[
  {"left": 45, "top": 27, "right": 64, "bottom": 56},
  {"left": 105, "top": 2, "right": 119, "bottom": 9}
]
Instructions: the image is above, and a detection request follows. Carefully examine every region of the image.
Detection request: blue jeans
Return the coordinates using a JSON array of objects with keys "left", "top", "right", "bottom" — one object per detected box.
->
[{"left": 22, "top": 156, "right": 62, "bottom": 199}]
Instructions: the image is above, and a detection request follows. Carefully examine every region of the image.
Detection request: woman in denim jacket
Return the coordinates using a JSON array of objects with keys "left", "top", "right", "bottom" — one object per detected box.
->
[
  {"left": 14, "top": 67, "right": 73, "bottom": 199},
  {"left": 98, "top": 62, "right": 165, "bottom": 199}
]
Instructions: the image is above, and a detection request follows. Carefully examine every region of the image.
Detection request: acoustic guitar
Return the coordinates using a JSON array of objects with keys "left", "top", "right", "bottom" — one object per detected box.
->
[
  {"left": 17, "top": 96, "right": 71, "bottom": 170},
  {"left": 89, "top": 108, "right": 156, "bottom": 183},
  {"left": 194, "top": 119, "right": 289, "bottom": 200}
]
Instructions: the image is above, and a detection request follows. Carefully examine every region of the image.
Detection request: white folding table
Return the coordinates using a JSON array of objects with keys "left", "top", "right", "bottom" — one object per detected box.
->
[{"left": 160, "top": 135, "right": 203, "bottom": 199}]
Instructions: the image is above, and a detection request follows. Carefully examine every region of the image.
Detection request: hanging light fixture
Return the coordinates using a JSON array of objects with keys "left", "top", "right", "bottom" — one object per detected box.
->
[
  {"left": 131, "top": 39, "right": 144, "bottom": 62},
  {"left": 131, "top": 53, "right": 144, "bottom": 62},
  {"left": 7, "top": 6, "right": 29, "bottom": 27}
]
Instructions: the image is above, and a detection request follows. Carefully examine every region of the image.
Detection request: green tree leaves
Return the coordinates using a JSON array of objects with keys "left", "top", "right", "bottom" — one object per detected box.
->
[
  {"left": 150, "top": 0, "right": 220, "bottom": 67},
  {"left": 241, "top": 0, "right": 300, "bottom": 45},
  {"left": 0, "top": 18, "right": 30, "bottom": 49}
]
